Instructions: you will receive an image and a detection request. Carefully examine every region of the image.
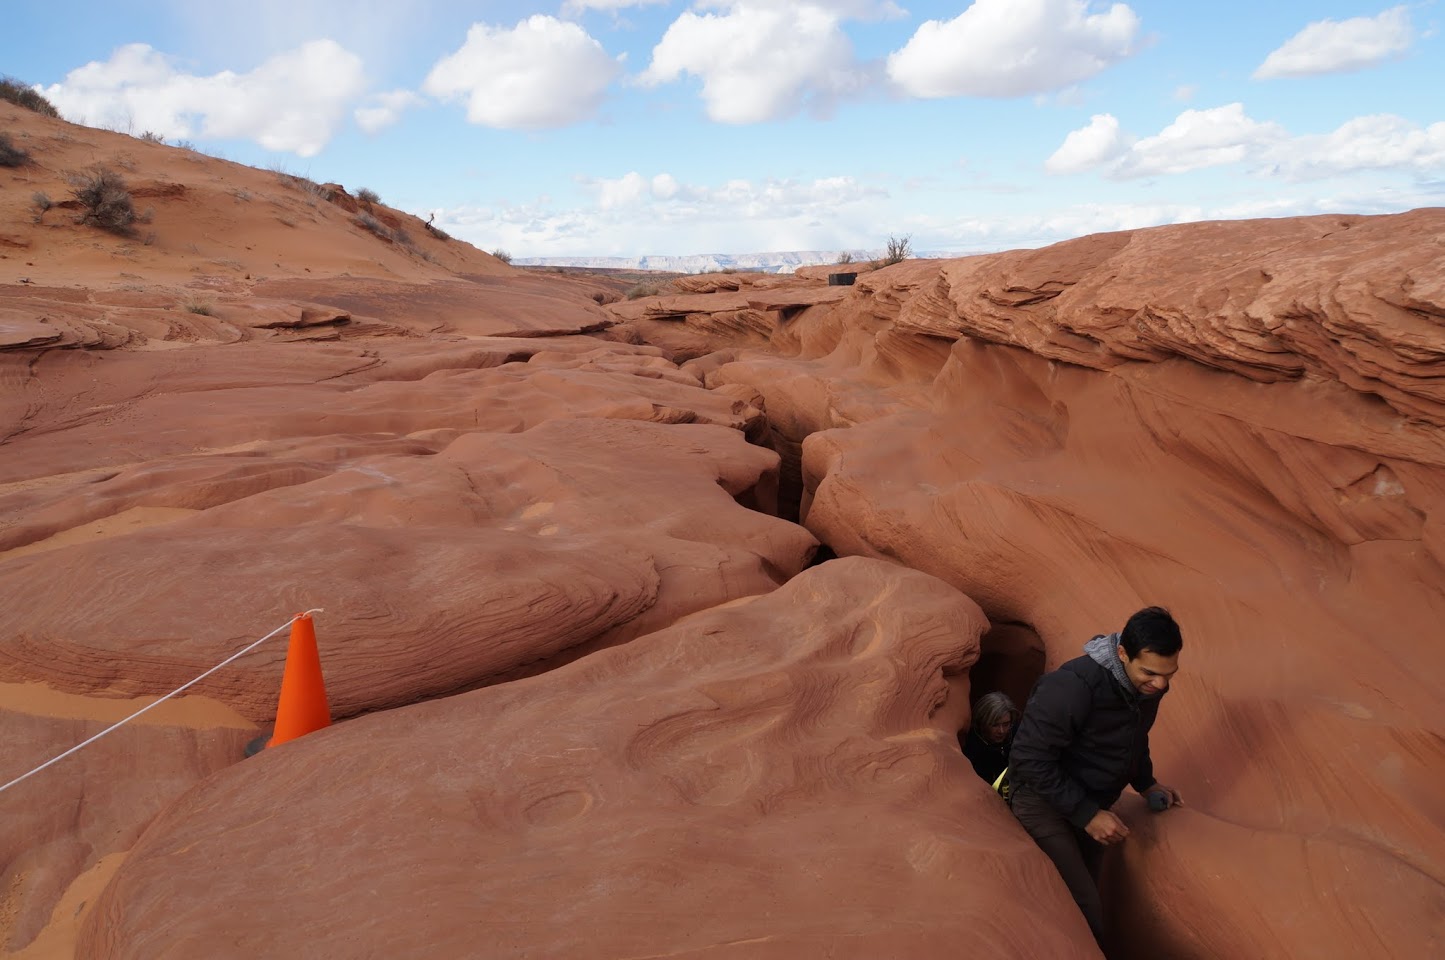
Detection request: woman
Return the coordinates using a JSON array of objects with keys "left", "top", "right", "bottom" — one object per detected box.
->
[{"left": 961, "top": 691, "right": 1019, "bottom": 786}]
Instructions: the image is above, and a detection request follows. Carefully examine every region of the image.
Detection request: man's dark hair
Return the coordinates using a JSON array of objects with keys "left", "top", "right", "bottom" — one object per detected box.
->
[{"left": 1120, "top": 606, "right": 1182, "bottom": 658}]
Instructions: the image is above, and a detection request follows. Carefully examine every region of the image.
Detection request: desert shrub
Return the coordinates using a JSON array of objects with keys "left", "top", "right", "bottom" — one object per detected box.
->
[
  {"left": 625, "top": 282, "right": 662, "bottom": 299},
  {"left": 31, "top": 191, "right": 51, "bottom": 222},
  {"left": 70, "top": 167, "right": 136, "bottom": 235},
  {"left": 0, "top": 77, "right": 59, "bottom": 118},
  {"left": 0, "top": 133, "right": 28, "bottom": 166},
  {"left": 138, "top": 130, "right": 165, "bottom": 143},
  {"left": 356, "top": 212, "right": 392, "bottom": 240},
  {"left": 882, "top": 234, "right": 912, "bottom": 265},
  {"left": 182, "top": 299, "right": 214, "bottom": 316},
  {"left": 355, "top": 186, "right": 379, "bottom": 205},
  {"left": 836, "top": 251, "right": 854, "bottom": 265},
  {"left": 491, "top": 248, "right": 512, "bottom": 264}
]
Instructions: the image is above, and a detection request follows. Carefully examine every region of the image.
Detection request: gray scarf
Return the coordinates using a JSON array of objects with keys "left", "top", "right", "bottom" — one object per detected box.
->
[{"left": 1084, "top": 632, "right": 1137, "bottom": 698}]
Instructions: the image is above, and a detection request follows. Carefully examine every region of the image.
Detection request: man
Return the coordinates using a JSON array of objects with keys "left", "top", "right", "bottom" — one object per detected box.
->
[{"left": 1008, "top": 606, "right": 1184, "bottom": 950}]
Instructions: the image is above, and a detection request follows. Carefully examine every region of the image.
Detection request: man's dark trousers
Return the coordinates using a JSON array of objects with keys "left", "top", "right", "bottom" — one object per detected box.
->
[{"left": 1011, "top": 782, "right": 1106, "bottom": 946}]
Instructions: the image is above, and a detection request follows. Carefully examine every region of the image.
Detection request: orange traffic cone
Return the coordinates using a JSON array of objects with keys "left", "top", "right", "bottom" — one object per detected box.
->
[{"left": 266, "top": 612, "right": 331, "bottom": 748}]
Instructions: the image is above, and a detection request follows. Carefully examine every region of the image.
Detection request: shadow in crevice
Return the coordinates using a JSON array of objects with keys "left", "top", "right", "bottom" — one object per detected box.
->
[{"left": 970, "top": 618, "right": 1047, "bottom": 718}]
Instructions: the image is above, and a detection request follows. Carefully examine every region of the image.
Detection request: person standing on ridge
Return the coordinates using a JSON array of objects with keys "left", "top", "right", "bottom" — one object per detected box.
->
[{"left": 1007, "top": 606, "right": 1185, "bottom": 951}]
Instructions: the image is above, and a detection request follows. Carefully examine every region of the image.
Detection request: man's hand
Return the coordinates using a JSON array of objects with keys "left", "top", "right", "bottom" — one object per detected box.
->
[
  {"left": 1084, "top": 809, "right": 1130, "bottom": 845},
  {"left": 1143, "top": 782, "right": 1184, "bottom": 808}
]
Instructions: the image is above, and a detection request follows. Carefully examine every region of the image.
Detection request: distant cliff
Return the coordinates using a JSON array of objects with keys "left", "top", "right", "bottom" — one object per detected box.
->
[{"left": 514, "top": 248, "right": 981, "bottom": 274}]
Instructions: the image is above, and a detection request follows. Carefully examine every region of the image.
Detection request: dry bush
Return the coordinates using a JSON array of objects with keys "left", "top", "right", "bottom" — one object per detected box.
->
[
  {"left": 69, "top": 166, "right": 136, "bottom": 235},
  {"left": 0, "top": 77, "right": 59, "bottom": 117},
  {"left": 882, "top": 234, "right": 912, "bottom": 265},
  {"left": 355, "top": 213, "right": 418, "bottom": 255},
  {"left": 138, "top": 131, "right": 165, "bottom": 143},
  {"left": 625, "top": 282, "right": 663, "bottom": 299},
  {"left": 31, "top": 191, "right": 52, "bottom": 222},
  {"left": 836, "top": 251, "right": 854, "bottom": 264},
  {"left": 355, "top": 187, "right": 379, "bottom": 205},
  {"left": 182, "top": 299, "right": 214, "bottom": 316},
  {"left": 491, "top": 248, "right": 513, "bottom": 263},
  {"left": 356, "top": 211, "right": 392, "bottom": 240},
  {"left": 0, "top": 133, "right": 28, "bottom": 166}
]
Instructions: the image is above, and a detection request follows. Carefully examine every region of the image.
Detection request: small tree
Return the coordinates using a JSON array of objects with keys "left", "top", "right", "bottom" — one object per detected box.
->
[{"left": 882, "top": 234, "right": 912, "bottom": 265}]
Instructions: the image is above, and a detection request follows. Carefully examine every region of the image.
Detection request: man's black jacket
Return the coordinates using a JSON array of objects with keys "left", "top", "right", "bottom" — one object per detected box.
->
[{"left": 1009, "top": 654, "right": 1161, "bottom": 828}]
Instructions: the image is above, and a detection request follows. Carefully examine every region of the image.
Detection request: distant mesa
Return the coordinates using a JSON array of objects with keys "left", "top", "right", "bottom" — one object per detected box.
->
[{"left": 515, "top": 249, "right": 985, "bottom": 274}]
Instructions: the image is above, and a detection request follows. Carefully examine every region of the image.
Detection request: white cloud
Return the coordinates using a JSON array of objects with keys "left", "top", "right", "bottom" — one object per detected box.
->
[
  {"left": 434, "top": 171, "right": 892, "bottom": 257},
  {"left": 1045, "top": 113, "right": 1127, "bottom": 173},
  {"left": 1254, "top": 6, "right": 1413, "bottom": 79},
  {"left": 1047, "top": 104, "right": 1445, "bottom": 183},
  {"left": 424, "top": 16, "right": 622, "bottom": 128},
  {"left": 39, "top": 41, "right": 365, "bottom": 156},
  {"left": 886, "top": 0, "right": 1141, "bottom": 98},
  {"left": 1264, "top": 115, "right": 1445, "bottom": 179},
  {"left": 1117, "top": 103, "right": 1286, "bottom": 177},
  {"left": 1173, "top": 84, "right": 1197, "bottom": 102},
  {"left": 354, "top": 89, "right": 423, "bottom": 134},
  {"left": 1045, "top": 104, "right": 1285, "bottom": 178},
  {"left": 638, "top": 3, "right": 872, "bottom": 123}
]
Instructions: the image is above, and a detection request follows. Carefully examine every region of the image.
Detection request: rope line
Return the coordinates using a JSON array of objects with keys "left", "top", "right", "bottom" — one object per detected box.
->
[{"left": 0, "top": 608, "right": 323, "bottom": 795}]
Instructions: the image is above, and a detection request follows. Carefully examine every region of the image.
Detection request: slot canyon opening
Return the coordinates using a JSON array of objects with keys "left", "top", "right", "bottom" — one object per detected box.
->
[{"left": 958, "top": 618, "right": 1047, "bottom": 755}]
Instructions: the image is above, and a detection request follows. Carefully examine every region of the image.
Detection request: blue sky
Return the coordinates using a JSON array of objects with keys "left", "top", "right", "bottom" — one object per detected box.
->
[{"left": 5, "top": 1, "right": 1442, "bottom": 258}]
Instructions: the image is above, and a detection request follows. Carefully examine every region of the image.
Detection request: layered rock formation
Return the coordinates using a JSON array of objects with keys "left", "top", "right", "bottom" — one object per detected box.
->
[
  {"left": 3, "top": 102, "right": 1442, "bottom": 960},
  {"left": 76, "top": 560, "right": 1099, "bottom": 960},
  {"left": 673, "top": 210, "right": 1445, "bottom": 959}
]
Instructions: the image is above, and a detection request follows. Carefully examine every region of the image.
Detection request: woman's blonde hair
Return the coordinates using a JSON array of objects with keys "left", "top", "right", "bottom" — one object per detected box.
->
[{"left": 972, "top": 691, "right": 1020, "bottom": 730}]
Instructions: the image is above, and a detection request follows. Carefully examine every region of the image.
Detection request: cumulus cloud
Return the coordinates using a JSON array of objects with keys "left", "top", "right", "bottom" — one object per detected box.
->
[
  {"left": 1117, "top": 104, "right": 1286, "bottom": 177},
  {"left": 1254, "top": 6, "right": 1413, "bottom": 79},
  {"left": 1047, "top": 104, "right": 1445, "bottom": 182},
  {"left": 434, "top": 170, "right": 892, "bottom": 257},
  {"left": 39, "top": 41, "right": 365, "bottom": 156},
  {"left": 354, "top": 89, "right": 423, "bottom": 134},
  {"left": 424, "top": 16, "right": 622, "bottom": 128},
  {"left": 638, "top": 2, "right": 872, "bottom": 123},
  {"left": 1264, "top": 115, "right": 1445, "bottom": 179},
  {"left": 1045, "top": 113, "right": 1127, "bottom": 173},
  {"left": 886, "top": 0, "right": 1141, "bottom": 98}
]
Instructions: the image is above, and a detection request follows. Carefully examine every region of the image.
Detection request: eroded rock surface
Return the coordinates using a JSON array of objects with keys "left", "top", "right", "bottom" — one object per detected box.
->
[
  {"left": 660, "top": 210, "right": 1445, "bottom": 960},
  {"left": 78, "top": 559, "right": 1100, "bottom": 960}
]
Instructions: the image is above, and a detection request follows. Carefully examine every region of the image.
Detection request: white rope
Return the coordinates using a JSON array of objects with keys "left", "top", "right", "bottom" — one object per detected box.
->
[{"left": 0, "top": 608, "right": 323, "bottom": 795}]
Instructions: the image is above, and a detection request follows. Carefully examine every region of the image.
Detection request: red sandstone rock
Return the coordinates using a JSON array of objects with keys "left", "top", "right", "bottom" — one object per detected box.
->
[
  {"left": 77, "top": 559, "right": 1100, "bottom": 960},
  {"left": 667, "top": 212, "right": 1445, "bottom": 959},
  {"left": 3, "top": 102, "right": 1442, "bottom": 959}
]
